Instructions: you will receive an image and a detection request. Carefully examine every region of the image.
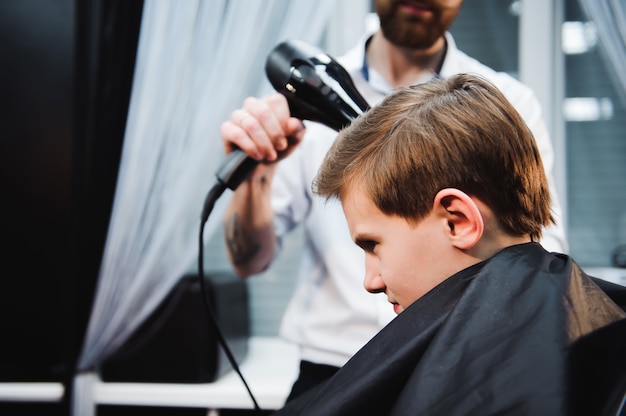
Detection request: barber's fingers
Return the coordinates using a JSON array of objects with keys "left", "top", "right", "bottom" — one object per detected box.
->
[
  {"left": 220, "top": 94, "right": 305, "bottom": 162},
  {"left": 220, "top": 103, "right": 272, "bottom": 161},
  {"left": 242, "top": 94, "right": 306, "bottom": 159},
  {"left": 263, "top": 94, "right": 307, "bottom": 153}
]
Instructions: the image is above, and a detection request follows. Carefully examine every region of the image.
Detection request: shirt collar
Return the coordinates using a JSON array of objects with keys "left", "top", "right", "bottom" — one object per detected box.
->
[{"left": 361, "top": 31, "right": 458, "bottom": 90}]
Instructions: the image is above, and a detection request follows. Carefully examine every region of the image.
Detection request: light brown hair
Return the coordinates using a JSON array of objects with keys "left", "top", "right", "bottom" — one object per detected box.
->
[{"left": 313, "top": 73, "right": 554, "bottom": 240}]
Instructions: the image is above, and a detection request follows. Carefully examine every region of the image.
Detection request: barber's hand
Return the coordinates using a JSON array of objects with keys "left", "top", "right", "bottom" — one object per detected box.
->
[{"left": 220, "top": 93, "right": 306, "bottom": 164}]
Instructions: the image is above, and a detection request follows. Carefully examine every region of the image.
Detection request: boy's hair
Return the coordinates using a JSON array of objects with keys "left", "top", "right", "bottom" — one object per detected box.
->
[{"left": 313, "top": 73, "right": 554, "bottom": 240}]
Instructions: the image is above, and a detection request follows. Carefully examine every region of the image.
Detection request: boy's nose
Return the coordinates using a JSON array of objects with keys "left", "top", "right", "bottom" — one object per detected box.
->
[{"left": 363, "top": 264, "right": 385, "bottom": 294}]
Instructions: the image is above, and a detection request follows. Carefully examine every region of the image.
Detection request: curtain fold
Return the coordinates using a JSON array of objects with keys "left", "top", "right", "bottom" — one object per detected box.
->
[
  {"left": 577, "top": 0, "right": 626, "bottom": 107},
  {"left": 73, "top": 1, "right": 336, "bottom": 414}
]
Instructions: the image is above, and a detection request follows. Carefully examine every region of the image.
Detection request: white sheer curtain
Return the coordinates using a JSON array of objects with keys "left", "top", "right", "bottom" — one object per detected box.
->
[
  {"left": 577, "top": 0, "right": 626, "bottom": 106},
  {"left": 72, "top": 0, "right": 336, "bottom": 414}
]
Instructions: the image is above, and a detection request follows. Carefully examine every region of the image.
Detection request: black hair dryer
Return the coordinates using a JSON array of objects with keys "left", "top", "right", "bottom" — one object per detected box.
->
[
  {"left": 265, "top": 39, "right": 370, "bottom": 131},
  {"left": 209, "top": 39, "right": 371, "bottom": 210}
]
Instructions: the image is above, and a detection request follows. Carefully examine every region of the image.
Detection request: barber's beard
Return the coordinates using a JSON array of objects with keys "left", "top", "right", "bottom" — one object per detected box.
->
[{"left": 379, "top": 17, "right": 442, "bottom": 49}]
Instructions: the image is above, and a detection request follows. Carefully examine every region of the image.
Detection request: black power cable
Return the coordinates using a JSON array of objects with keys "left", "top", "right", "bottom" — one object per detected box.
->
[{"left": 198, "top": 180, "right": 262, "bottom": 413}]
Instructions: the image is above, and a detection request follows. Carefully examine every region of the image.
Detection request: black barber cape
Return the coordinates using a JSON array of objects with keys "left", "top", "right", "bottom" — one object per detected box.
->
[{"left": 274, "top": 243, "right": 626, "bottom": 416}]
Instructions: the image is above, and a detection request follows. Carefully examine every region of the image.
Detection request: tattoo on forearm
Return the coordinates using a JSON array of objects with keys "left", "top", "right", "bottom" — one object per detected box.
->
[{"left": 225, "top": 213, "right": 261, "bottom": 266}]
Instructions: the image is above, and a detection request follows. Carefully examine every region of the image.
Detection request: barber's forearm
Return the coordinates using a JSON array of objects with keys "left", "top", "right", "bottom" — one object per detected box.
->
[{"left": 223, "top": 170, "right": 276, "bottom": 277}]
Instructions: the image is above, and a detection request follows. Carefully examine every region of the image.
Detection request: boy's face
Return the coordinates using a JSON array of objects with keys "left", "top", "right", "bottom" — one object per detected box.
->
[{"left": 343, "top": 186, "right": 456, "bottom": 314}]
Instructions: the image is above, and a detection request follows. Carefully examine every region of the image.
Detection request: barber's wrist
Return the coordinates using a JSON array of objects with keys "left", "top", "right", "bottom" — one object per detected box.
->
[{"left": 245, "top": 163, "right": 276, "bottom": 186}]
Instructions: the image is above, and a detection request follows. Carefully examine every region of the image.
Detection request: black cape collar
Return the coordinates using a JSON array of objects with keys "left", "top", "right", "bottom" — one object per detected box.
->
[{"left": 274, "top": 243, "right": 626, "bottom": 415}]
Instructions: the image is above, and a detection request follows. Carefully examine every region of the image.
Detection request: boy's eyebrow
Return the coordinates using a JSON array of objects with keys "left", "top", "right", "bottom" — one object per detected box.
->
[
  {"left": 352, "top": 232, "right": 368, "bottom": 243},
  {"left": 353, "top": 232, "right": 377, "bottom": 246}
]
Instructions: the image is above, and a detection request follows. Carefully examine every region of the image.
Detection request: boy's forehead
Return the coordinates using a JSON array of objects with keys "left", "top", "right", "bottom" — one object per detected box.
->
[
  {"left": 341, "top": 184, "right": 371, "bottom": 213},
  {"left": 341, "top": 187, "right": 377, "bottom": 228}
]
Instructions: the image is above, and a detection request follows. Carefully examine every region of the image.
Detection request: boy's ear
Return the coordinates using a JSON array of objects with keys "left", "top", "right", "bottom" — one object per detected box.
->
[{"left": 433, "top": 188, "right": 484, "bottom": 250}]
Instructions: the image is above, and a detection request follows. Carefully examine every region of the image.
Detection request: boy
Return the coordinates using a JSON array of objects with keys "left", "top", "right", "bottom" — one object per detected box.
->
[
  {"left": 222, "top": 1, "right": 567, "bottom": 401},
  {"left": 274, "top": 74, "right": 625, "bottom": 415}
]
